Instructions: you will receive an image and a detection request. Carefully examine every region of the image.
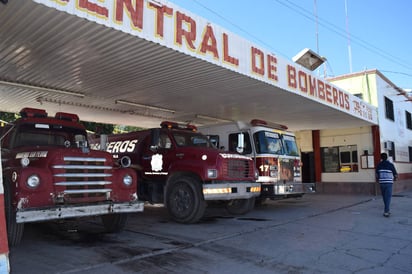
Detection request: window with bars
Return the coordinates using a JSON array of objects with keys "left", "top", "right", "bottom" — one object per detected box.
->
[
  {"left": 384, "top": 96, "right": 394, "bottom": 121},
  {"left": 406, "top": 111, "right": 412, "bottom": 130}
]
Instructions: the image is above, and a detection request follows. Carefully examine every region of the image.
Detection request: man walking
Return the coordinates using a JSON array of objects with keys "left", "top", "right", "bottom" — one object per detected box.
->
[{"left": 376, "top": 153, "right": 398, "bottom": 217}]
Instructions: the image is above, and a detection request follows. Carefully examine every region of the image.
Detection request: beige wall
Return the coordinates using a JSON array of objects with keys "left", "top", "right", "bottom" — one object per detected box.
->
[{"left": 296, "top": 127, "right": 375, "bottom": 183}]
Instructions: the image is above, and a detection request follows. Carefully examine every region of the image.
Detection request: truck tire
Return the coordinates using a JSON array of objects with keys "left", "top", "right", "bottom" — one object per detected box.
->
[
  {"left": 165, "top": 176, "right": 206, "bottom": 224},
  {"left": 226, "top": 197, "right": 255, "bottom": 215},
  {"left": 101, "top": 213, "right": 128, "bottom": 233},
  {"left": 3, "top": 179, "right": 24, "bottom": 246}
]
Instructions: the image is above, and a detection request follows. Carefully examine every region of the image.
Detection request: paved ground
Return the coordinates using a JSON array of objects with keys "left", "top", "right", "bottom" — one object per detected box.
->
[{"left": 8, "top": 189, "right": 412, "bottom": 274}]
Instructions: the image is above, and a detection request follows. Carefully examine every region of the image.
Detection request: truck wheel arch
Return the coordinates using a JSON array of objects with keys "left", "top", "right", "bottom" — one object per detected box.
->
[
  {"left": 164, "top": 173, "right": 206, "bottom": 224},
  {"left": 3, "top": 178, "right": 24, "bottom": 246},
  {"left": 165, "top": 171, "right": 204, "bottom": 200}
]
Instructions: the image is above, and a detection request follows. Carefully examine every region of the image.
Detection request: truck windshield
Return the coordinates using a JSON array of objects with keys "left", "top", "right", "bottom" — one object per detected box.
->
[
  {"left": 172, "top": 131, "right": 214, "bottom": 148},
  {"left": 11, "top": 124, "right": 88, "bottom": 148},
  {"left": 253, "top": 131, "right": 283, "bottom": 154},
  {"left": 282, "top": 134, "right": 299, "bottom": 156}
]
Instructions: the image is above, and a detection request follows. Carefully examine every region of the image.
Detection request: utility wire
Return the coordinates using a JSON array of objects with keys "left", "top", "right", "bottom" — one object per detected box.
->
[
  {"left": 190, "top": 0, "right": 290, "bottom": 58},
  {"left": 273, "top": 0, "right": 412, "bottom": 71},
  {"left": 380, "top": 70, "right": 412, "bottom": 78},
  {"left": 189, "top": 0, "right": 412, "bottom": 76}
]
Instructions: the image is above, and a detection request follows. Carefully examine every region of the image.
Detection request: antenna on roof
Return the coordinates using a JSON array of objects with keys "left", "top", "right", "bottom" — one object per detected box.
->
[
  {"left": 345, "top": 0, "right": 353, "bottom": 73},
  {"left": 314, "top": 0, "right": 319, "bottom": 55}
]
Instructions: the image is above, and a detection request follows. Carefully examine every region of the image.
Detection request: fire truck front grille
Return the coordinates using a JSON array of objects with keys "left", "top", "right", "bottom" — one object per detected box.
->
[
  {"left": 222, "top": 159, "right": 251, "bottom": 179},
  {"left": 52, "top": 156, "right": 113, "bottom": 203}
]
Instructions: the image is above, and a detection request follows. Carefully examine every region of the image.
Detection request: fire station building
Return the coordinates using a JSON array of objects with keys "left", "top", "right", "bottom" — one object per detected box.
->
[
  {"left": 0, "top": 0, "right": 410, "bottom": 205},
  {"left": 0, "top": 1, "right": 411, "bottom": 271}
]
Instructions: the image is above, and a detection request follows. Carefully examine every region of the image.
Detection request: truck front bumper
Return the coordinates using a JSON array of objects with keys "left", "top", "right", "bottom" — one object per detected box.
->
[
  {"left": 260, "top": 182, "right": 316, "bottom": 199},
  {"left": 202, "top": 182, "right": 261, "bottom": 200},
  {"left": 16, "top": 201, "right": 145, "bottom": 223}
]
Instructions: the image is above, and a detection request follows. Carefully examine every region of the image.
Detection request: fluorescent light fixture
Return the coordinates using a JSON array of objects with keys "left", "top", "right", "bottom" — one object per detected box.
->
[
  {"left": 116, "top": 99, "right": 175, "bottom": 114},
  {"left": 292, "top": 48, "right": 326, "bottom": 71},
  {"left": 196, "top": 114, "right": 232, "bottom": 123},
  {"left": 0, "top": 80, "right": 85, "bottom": 98}
]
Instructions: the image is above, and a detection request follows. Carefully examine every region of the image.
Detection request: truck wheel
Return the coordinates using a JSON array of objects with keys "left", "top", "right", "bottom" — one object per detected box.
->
[
  {"left": 226, "top": 197, "right": 255, "bottom": 215},
  {"left": 3, "top": 179, "right": 24, "bottom": 246},
  {"left": 166, "top": 176, "right": 206, "bottom": 224},
  {"left": 101, "top": 214, "right": 128, "bottom": 233}
]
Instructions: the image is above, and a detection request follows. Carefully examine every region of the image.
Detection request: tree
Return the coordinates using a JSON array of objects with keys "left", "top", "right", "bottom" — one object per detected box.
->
[
  {"left": 81, "top": 121, "right": 114, "bottom": 134},
  {"left": 115, "top": 125, "right": 143, "bottom": 133},
  {"left": 0, "top": 111, "right": 18, "bottom": 123}
]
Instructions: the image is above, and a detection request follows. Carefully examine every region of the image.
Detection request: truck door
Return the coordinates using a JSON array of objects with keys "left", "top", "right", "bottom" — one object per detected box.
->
[{"left": 140, "top": 129, "right": 174, "bottom": 181}]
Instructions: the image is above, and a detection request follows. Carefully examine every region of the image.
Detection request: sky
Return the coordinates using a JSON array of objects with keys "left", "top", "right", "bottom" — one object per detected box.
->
[{"left": 169, "top": 0, "right": 412, "bottom": 90}]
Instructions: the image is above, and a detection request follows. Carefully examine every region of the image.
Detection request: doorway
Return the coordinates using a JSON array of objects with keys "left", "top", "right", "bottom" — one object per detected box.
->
[{"left": 301, "top": 152, "right": 315, "bottom": 183}]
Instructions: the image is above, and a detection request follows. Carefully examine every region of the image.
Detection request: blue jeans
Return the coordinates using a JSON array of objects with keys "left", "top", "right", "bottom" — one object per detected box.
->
[{"left": 380, "top": 183, "right": 393, "bottom": 213}]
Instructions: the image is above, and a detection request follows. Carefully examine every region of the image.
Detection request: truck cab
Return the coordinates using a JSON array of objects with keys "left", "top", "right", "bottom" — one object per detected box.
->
[{"left": 201, "top": 119, "right": 315, "bottom": 202}]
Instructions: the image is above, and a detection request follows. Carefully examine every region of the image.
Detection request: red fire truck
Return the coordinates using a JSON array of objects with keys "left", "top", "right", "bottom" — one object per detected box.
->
[
  {"left": 90, "top": 121, "right": 260, "bottom": 224},
  {"left": 200, "top": 119, "right": 315, "bottom": 203},
  {"left": 0, "top": 108, "right": 144, "bottom": 246}
]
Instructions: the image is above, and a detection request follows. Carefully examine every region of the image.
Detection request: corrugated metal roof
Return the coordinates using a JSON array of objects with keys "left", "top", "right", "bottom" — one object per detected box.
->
[{"left": 0, "top": 0, "right": 375, "bottom": 130}]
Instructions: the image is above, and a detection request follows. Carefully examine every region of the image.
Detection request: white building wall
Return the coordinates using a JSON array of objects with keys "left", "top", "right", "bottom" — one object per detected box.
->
[
  {"left": 376, "top": 75, "right": 411, "bottom": 161},
  {"left": 330, "top": 70, "right": 412, "bottom": 179},
  {"left": 375, "top": 74, "right": 412, "bottom": 175}
]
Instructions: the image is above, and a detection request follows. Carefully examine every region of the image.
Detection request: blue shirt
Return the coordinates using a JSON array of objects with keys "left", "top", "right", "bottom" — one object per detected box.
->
[{"left": 376, "top": 160, "right": 398, "bottom": 184}]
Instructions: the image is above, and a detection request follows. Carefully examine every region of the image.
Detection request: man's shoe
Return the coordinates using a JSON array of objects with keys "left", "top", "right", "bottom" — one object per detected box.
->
[{"left": 383, "top": 212, "right": 390, "bottom": 217}]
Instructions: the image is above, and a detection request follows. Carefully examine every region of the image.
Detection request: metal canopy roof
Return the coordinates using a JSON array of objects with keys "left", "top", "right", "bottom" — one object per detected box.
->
[{"left": 0, "top": 1, "right": 376, "bottom": 131}]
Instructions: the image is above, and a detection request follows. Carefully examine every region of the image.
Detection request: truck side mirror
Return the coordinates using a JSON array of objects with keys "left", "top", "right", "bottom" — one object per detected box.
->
[
  {"left": 236, "top": 133, "right": 244, "bottom": 153},
  {"left": 100, "top": 134, "right": 108, "bottom": 151},
  {"left": 150, "top": 128, "right": 160, "bottom": 152}
]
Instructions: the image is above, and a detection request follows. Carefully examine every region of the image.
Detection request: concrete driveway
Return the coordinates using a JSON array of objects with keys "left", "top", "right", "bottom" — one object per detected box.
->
[{"left": 9, "top": 191, "right": 412, "bottom": 274}]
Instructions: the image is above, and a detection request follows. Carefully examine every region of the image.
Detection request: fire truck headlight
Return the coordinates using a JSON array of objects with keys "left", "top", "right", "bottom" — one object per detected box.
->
[
  {"left": 27, "top": 175, "right": 40, "bottom": 188},
  {"left": 207, "top": 169, "right": 218, "bottom": 179},
  {"left": 20, "top": 157, "right": 30, "bottom": 167},
  {"left": 123, "top": 174, "right": 133, "bottom": 186}
]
